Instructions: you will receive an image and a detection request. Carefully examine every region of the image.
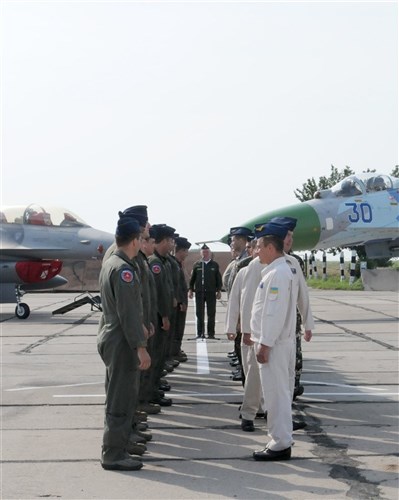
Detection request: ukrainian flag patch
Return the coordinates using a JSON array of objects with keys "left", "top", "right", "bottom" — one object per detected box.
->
[{"left": 270, "top": 287, "right": 279, "bottom": 295}]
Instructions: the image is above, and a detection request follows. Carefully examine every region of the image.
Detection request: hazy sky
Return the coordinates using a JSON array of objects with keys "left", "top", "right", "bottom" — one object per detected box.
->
[{"left": 1, "top": 0, "right": 398, "bottom": 248}]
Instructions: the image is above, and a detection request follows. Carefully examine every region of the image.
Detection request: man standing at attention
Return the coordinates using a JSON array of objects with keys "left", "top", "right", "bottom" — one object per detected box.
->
[
  {"left": 251, "top": 221, "right": 298, "bottom": 461},
  {"left": 189, "top": 244, "right": 222, "bottom": 339},
  {"left": 97, "top": 216, "right": 151, "bottom": 471}
]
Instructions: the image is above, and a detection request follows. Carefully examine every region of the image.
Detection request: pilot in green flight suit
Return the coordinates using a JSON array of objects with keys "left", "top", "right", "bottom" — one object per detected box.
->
[{"left": 97, "top": 216, "right": 150, "bottom": 471}]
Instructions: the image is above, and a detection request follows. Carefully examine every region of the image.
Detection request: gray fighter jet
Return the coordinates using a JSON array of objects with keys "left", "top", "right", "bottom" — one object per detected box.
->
[
  {"left": 0, "top": 204, "right": 114, "bottom": 318},
  {"left": 223, "top": 172, "right": 399, "bottom": 258}
]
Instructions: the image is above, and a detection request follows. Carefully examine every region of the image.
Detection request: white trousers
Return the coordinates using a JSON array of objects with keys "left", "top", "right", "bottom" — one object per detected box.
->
[
  {"left": 258, "top": 338, "right": 296, "bottom": 451},
  {"left": 240, "top": 343, "right": 262, "bottom": 420}
]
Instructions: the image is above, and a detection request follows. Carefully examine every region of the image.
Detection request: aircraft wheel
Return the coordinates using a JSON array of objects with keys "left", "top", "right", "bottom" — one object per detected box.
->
[{"left": 15, "top": 303, "right": 30, "bottom": 319}]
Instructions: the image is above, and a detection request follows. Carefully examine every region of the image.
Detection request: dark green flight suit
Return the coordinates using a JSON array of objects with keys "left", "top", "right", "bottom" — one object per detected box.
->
[
  {"left": 166, "top": 254, "right": 180, "bottom": 360},
  {"left": 148, "top": 250, "right": 174, "bottom": 400},
  {"left": 97, "top": 249, "right": 146, "bottom": 462},
  {"left": 172, "top": 256, "right": 189, "bottom": 357},
  {"left": 135, "top": 250, "right": 154, "bottom": 405}
]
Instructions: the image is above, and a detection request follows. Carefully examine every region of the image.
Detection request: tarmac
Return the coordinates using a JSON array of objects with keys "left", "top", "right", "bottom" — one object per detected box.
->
[{"left": 1, "top": 290, "right": 398, "bottom": 500}]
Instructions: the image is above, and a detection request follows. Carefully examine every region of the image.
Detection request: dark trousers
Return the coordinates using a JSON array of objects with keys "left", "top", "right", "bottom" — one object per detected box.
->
[
  {"left": 172, "top": 306, "right": 187, "bottom": 356},
  {"left": 147, "top": 315, "right": 169, "bottom": 400},
  {"left": 139, "top": 333, "right": 155, "bottom": 403},
  {"left": 166, "top": 306, "right": 177, "bottom": 360},
  {"left": 98, "top": 336, "right": 139, "bottom": 461},
  {"left": 195, "top": 291, "right": 216, "bottom": 336}
]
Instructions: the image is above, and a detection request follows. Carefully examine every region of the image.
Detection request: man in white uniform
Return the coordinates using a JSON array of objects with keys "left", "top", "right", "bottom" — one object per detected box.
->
[{"left": 250, "top": 221, "right": 298, "bottom": 461}]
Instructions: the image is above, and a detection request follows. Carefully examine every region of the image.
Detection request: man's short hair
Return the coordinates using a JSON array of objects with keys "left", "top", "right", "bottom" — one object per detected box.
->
[
  {"left": 115, "top": 231, "right": 141, "bottom": 247},
  {"left": 260, "top": 235, "right": 284, "bottom": 253}
]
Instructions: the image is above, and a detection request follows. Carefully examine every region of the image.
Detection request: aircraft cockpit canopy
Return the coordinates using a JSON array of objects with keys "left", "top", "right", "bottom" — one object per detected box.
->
[
  {"left": 0, "top": 205, "right": 89, "bottom": 227},
  {"left": 314, "top": 173, "right": 397, "bottom": 199}
]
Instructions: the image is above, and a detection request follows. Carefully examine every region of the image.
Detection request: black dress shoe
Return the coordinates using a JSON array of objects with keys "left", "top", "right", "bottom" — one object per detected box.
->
[
  {"left": 241, "top": 419, "right": 255, "bottom": 432},
  {"left": 230, "top": 359, "right": 240, "bottom": 367},
  {"left": 151, "top": 397, "right": 172, "bottom": 407},
  {"left": 253, "top": 447, "right": 291, "bottom": 461},
  {"left": 196, "top": 334, "right": 205, "bottom": 339},
  {"left": 101, "top": 456, "right": 143, "bottom": 471},
  {"left": 232, "top": 372, "right": 243, "bottom": 381},
  {"left": 255, "top": 411, "right": 265, "bottom": 419},
  {"left": 159, "top": 383, "right": 171, "bottom": 392},
  {"left": 293, "top": 420, "right": 307, "bottom": 431},
  {"left": 227, "top": 351, "right": 236, "bottom": 358},
  {"left": 293, "top": 385, "right": 304, "bottom": 401}
]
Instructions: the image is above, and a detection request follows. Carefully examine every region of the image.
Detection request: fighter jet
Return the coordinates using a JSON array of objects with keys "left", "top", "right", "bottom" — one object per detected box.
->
[
  {"left": 0, "top": 204, "right": 114, "bottom": 318},
  {"left": 223, "top": 172, "right": 399, "bottom": 259}
]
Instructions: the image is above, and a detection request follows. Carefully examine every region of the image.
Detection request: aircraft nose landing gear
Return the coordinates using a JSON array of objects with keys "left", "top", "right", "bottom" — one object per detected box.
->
[
  {"left": 15, "top": 302, "right": 30, "bottom": 319},
  {"left": 15, "top": 286, "right": 30, "bottom": 319}
]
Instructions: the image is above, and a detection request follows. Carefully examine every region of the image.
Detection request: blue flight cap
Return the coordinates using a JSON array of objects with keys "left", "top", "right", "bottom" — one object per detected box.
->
[
  {"left": 254, "top": 222, "right": 289, "bottom": 240},
  {"left": 229, "top": 226, "right": 253, "bottom": 238},
  {"left": 116, "top": 217, "right": 141, "bottom": 237},
  {"left": 119, "top": 205, "right": 148, "bottom": 227},
  {"left": 148, "top": 226, "right": 157, "bottom": 239},
  {"left": 175, "top": 237, "right": 191, "bottom": 249},
  {"left": 152, "top": 224, "right": 176, "bottom": 241},
  {"left": 270, "top": 216, "right": 297, "bottom": 232}
]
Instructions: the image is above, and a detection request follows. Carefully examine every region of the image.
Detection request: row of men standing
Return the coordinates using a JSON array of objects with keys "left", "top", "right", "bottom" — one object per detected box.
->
[
  {"left": 224, "top": 218, "right": 315, "bottom": 461},
  {"left": 97, "top": 205, "right": 192, "bottom": 471}
]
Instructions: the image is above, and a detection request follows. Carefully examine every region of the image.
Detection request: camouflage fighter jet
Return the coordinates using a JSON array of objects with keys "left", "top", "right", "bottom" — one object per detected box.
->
[
  {"left": 222, "top": 172, "right": 399, "bottom": 259},
  {"left": 0, "top": 204, "right": 114, "bottom": 318}
]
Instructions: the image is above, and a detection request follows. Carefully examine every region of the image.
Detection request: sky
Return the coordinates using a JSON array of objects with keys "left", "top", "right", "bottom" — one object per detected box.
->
[{"left": 1, "top": 0, "right": 398, "bottom": 249}]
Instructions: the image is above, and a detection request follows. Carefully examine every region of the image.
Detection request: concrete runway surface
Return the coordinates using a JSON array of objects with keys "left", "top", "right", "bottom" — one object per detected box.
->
[{"left": 1, "top": 290, "right": 398, "bottom": 499}]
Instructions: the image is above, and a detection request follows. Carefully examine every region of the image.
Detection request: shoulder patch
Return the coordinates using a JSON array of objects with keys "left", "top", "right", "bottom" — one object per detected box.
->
[
  {"left": 151, "top": 264, "right": 161, "bottom": 275},
  {"left": 120, "top": 269, "right": 134, "bottom": 283},
  {"left": 290, "top": 267, "right": 297, "bottom": 274}
]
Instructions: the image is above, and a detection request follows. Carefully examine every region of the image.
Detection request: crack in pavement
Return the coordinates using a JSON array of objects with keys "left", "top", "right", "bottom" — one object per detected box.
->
[{"left": 301, "top": 406, "right": 383, "bottom": 499}]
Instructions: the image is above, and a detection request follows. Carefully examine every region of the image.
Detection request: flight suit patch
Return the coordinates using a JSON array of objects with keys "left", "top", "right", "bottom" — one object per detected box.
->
[
  {"left": 270, "top": 287, "right": 279, "bottom": 295},
  {"left": 121, "top": 269, "right": 134, "bottom": 283},
  {"left": 151, "top": 264, "right": 161, "bottom": 274}
]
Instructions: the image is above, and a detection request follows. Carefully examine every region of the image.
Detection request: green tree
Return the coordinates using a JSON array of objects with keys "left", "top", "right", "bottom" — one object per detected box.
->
[
  {"left": 391, "top": 165, "right": 399, "bottom": 178},
  {"left": 294, "top": 165, "right": 354, "bottom": 202}
]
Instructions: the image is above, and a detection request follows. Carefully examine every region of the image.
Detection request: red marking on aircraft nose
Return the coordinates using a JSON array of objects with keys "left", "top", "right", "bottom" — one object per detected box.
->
[
  {"left": 15, "top": 260, "right": 62, "bottom": 283},
  {"left": 97, "top": 244, "right": 104, "bottom": 254}
]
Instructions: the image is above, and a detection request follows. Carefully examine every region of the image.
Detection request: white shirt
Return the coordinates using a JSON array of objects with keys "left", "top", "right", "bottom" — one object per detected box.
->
[
  {"left": 240, "top": 257, "right": 266, "bottom": 334},
  {"left": 250, "top": 256, "right": 298, "bottom": 346},
  {"left": 224, "top": 266, "right": 247, "bottom": 333}
]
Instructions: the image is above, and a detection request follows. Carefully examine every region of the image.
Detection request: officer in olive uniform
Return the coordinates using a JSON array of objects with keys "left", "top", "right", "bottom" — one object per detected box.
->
[
  {"left": 97, "top": 217, "right": 151, "bottom": 471},
  {"left": 166, "top": 234, "right": 181, "bottom": 369},
  {"left": 172, "top": 236, "right": 191, "bottom": 360},
  {"left": 225, "top": 227, "right": 253, "bottom": 380},
  {"left": 188, "top": 244, "right": 222, "bottom": 339},
  {"left": 138, "top": 227, "right": 162, "bottom": 414},
  {"left": 147, "top": 224, "right": 176, "bottom": 406}
]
